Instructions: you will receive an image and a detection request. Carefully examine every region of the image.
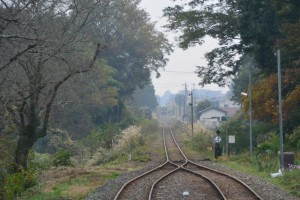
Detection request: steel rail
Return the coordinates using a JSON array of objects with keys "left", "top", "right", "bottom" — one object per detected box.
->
[
  {"left": 114, "top": 127, "right": 177, "bottom": 200},
  {"left": 115, "top": 124, "right": 262, "bottom": 200},
  {"left": 148, "top": 128, "right": 226, "bottom": 200},
  {"left": 184, "top": 160, "right": 263, "bottom": 200},
  {"left": 168, "top": 127, "right": 263, "bottom": 200}
]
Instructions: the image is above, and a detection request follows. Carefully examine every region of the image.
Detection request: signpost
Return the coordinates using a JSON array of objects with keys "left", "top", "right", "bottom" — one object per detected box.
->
[
  {"left": 228, "top": 135, "right": 235, "bottom": 157},
  {"left": 228, "top": 135, "right": 235, "bottom": 144}
]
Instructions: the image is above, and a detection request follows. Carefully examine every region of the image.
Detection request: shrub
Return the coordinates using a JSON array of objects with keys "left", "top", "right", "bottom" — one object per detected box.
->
[
  {"left": 5, "top": 167, "right": 38, "bottom": 199},
  {"left": 114, "top": 126, "right": 144, "bottom": 153},
  {"left": 279, "top": 169, "right": 300, "bottom": 197},
  {"left": 35, "top": 129, "right": 81, "bottom": 155},
  {"left": 286, "top": 126, "right": 300, "bottom": 151},
  {"left": 82, "top": 124, "right": 121, "bottom": 158},
  {"left": 53, "top": 149, "right": 73, "bottom": 167},
  {"left": 253, "top": 135, "right": 280, "bottom": 171},
  {"left": 31, "top": 153, "right": 53, "bottom": 170}
]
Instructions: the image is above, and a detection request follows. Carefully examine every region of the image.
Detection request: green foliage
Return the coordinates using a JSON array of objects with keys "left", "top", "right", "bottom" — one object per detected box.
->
[
  {"left": 250, "top": 134, "right": 279, "bottom": 172},
  {"left": 279, "top": 169, "right": 300, "bottom": 197},
  {"left": 90, "top": 125, "right": 146, "bottom": 165},
  {"left": 286, "top": 126, "right": 300, "bottom": 151},
  {"left": 35, "top": 129, "right": 81, "bottom": 155},
  {"left": 0, "top": 135, "right": 15, "bottom": 170},
  {"left": 31, "top": 153, "right": 53, "bottom": 170},
  {"left": 53, "top": 149, "right": 73, "bottom": 167},
  {"left": 99, "top": 0, "right": 172, "bottom": 97},
  {"left": 187, "top": 132, "right": 212, "bottom": 153},
  {"left": 83, "top": 124, "right": 121, "bottom": 152},
  {"left": 131, "top": 146, "right": 151, "bottom": 162},
  {"left": 115, "top": 126, "right": 144, "bottom": 153},
  {"left": 130, "top": 107, "right": 153, "bottom": 120},
  {"left": 195, "top": 100, "right": 211, "bottom": 113},
  {"left": 5, "top": 167, "right": 38, "bottom": 199},
  {"left": 163, "top": 0, "right": 300, "bottom": 86},
  {"left": 219, "top": 112, "right": 277, "bottom": 154},
  {"left": 50, "top": 64, "right": 119, "bottom": 139},
  {"left": 279, "top": 165, "right": 300, "bottom": 197},
  {"left": 219, "top": 153, "right": 300, "bottom": 197},
  {"left": 129, "top": 84, "right": 158, "bottom": 110},
  {"left": 139, "top": 119, "right": 159, "bottom": 135}
]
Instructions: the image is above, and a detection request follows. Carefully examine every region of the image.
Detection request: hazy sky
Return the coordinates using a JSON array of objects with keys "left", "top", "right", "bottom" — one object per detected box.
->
[{"left": 139, "top": 0, "right": 229, "bottom": 96}]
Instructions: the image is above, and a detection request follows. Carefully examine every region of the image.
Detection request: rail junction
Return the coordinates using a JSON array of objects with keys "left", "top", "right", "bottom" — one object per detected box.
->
[{"left": 114, "top": 126, "right": 263, "bottom": 200}]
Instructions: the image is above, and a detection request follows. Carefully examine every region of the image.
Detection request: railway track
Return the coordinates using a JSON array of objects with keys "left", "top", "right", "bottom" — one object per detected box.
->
[{"left": 114, "top": 126, "right": 263, "bottom": 200}]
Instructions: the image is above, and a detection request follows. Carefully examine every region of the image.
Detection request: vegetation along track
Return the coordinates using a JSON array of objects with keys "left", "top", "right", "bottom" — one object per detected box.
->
[{"left": 114, "top": 126, "right": 263, "bottom": 200}]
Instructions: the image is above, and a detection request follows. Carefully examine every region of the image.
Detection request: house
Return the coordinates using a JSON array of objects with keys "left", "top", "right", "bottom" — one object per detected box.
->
[
  {"left": 220, "top": 100, "right": 241, "bottom": 118},
  {"left": 197, "top": 106, "right": 227, "bottom": 128}
]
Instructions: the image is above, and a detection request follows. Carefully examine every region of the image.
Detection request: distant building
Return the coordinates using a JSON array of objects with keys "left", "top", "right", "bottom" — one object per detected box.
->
[
  {"left": 220, "top": 100, "right": 241, "bottom": 118},
  {"left": 197, "top": 106, "right": 227, "bottom": 128}
]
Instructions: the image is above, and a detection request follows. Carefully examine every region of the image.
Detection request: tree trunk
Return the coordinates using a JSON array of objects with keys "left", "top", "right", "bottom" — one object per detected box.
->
[{"left": 14, "top": 131, "right": 36, "bottom": 172}]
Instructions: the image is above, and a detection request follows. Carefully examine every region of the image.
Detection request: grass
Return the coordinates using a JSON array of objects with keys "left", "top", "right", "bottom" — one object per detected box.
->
[
  {"left": 216, "top": 154, "right": 300, "bottom": 198},
  {"left": 17, "top": 164, "right": 134, "bottom": 200},
  {"left": 169, "top": 121, "right": 300, "bottom": 198},
  {"left": 16, "top": 127, "right": 164, "bottom": 200}
]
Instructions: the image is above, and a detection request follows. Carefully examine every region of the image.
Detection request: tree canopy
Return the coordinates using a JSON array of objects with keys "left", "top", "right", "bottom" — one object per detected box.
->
[
  {"left": 163, "top": 0, "right": 300, "bottom": 86},
  {"left": 243, "top": 68, "right": 300, "bottom": 133}
]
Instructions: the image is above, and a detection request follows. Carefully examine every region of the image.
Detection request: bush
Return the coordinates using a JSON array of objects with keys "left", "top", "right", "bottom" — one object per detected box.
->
[
  {"left": 286, "top": 126, "right": 300, "bottom": 151},
  {"left": 253, "top": 135, "right": 280, "bottom": 172},
  {"left": 82, "top": 124, "right": 122, "bottom": 158},
  {"left": 35, "top": 129, "right": 81, "bottom": 155},
  {"left": 279, "top": 169, "right": 300, "bottom": 197},
  {"left": 114, "top": 126, "right": 144, "bottom": 153},
  {"left": 31, "top": 153, "right": 52, "bottom": 170},
  {"left": 53, "top": 149, "right": 73, "bottom": 167},
  {"left": 5, "top": 167, "right": 38, "bottom": 199}
]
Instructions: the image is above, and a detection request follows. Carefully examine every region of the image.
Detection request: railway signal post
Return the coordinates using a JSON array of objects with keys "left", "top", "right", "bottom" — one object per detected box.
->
[{"left": 214, "top": 130, "right": 222, "bottom": 159}]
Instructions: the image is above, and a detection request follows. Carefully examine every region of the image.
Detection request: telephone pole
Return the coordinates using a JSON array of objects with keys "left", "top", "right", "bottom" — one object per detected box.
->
[
  {"left": 249, "top": 61, "right": 253, "bottom": 157},
  {"left": 179, "top": 95, "right": 182, "bottom": 120},
  {"left": 277, "top": 49, "right": 284, "bottom": 169},
  {"left": 189, "top": 90, "right": 194, "bottom": 136},
  {"left": 183, "top": 83, "right": 187, "bottom": 121}
]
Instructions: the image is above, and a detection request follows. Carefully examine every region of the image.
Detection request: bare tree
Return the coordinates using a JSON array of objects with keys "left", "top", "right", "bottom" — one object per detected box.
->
[{"left": 0, "top": 0, "right": 109, "bottom": 170}]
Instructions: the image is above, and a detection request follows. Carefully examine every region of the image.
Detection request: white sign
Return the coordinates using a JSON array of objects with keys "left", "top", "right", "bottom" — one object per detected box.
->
[
  {"left": 214, "top": 136, "right": 221, "bottom": 143},
  {"left": 228, "top": 135, "right": 235, "bottom": 144}
]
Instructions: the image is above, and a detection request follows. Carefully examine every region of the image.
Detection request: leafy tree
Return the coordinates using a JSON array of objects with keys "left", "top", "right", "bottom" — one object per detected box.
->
[
  {"left": 230, "top": 56, "right": 262, "bottom": 104},
  {"left": 129, "top": 83, "right": 158, "bottom": 110},
  {"left": 163, "top": 0, "right": 300, "bottom": 86},
  {"left": 50, "top": 63, "right": 119, "bottom": 139},
  {"left": 220, "top": 112, "right": 276, "bottom": 153},
  {"left": 195, "top": 100, "right": 211, "bottom": 113},
  {"left": 174, "top": 94, "right": 185, "bottom": 107},
  {"left": 243, "top": 68, "right": 300, "bottom": 133},
  {"left": 98, "top": 0, "right": 173, "bottom": 96}
]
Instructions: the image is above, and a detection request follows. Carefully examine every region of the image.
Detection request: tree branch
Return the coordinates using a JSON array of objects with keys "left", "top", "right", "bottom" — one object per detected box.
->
[
  {"left": 0, "top": 34, "right": 38, "bottom": 40},
  {"left": 39, "top": 43, "right": 102, "bottom": 137},
  {"left": 0, "top": 43, "right": 38, "bottom": 72}
]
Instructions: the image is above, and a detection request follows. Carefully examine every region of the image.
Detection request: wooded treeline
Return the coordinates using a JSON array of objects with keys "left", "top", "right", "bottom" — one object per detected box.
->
[{"left": 0, "top": 0, "right": 171, "bottom": 172}]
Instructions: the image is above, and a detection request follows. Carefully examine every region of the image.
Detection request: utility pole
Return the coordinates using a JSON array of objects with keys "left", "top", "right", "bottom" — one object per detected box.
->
[
  {"left": 183, "top": 83, "right": 187, "bottom": 121},
  {"left": 179, "top": 95, "right": 182, "bottom": 120},
  {"left": 249, "top": 62, "right": 253, "bottom": 157},
  {"left": 277, "top": 49, "right": 284, "bottom": 169},
  {"left": 189, "top": 91, "right": 194, "bottom": 136}
]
